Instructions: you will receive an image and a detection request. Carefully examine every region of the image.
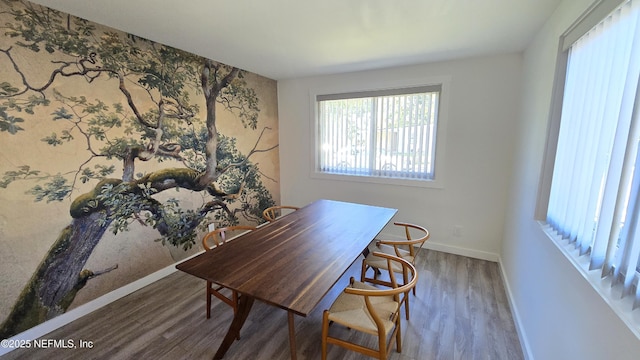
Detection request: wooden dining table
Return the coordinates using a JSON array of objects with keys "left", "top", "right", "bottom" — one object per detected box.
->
[{"left": 175, "top": 199, "right": 397, "bottom": 359}]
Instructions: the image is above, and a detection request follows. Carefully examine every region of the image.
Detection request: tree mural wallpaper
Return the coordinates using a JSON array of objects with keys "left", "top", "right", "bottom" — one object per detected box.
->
[{"left": 0, "top": 0, "right": 279, "bottom": 338}]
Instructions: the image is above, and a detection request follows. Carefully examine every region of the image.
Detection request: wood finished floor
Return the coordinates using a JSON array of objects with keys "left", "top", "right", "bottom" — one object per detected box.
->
[{"left": 1, "top": 249, "right": 524, "bottom": 360}]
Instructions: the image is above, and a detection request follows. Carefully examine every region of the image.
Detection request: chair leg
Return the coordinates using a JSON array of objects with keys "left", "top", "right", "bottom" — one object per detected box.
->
[
  {"left": 321, "top": 311, "right": 330, "bottom": 360},
  {"left": 396, "top": 315, "right": 402, "bottom": 353},
  {"left": 378, "top": 327, "right": 387, "bottom": 360},
  {"left": 404, "top": 292, "right": 410, "bottom": 320}
]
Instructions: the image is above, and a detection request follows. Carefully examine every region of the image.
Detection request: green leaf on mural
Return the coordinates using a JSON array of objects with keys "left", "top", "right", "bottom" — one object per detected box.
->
[
  {"left": 0, "top": 107, "right": 25, "bottom": 134},
  {"left": 52, "top": 108, "right": 74, "bottom": 120},
  {"left": 42, "top": 133, "right": 63, "bottom": 146},
  {"left": 0, "top": 82, "right": 19, "bottom": 96},
  {"left": 27, "top": 174, "right": 72, "bottom": 202},
  {"left": 0, "top": 165, "right": 40, "bottom": 188}
]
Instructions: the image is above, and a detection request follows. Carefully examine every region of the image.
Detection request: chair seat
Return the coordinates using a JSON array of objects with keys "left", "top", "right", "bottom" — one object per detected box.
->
[
  {"left": 365, "top": 244, "right": 414, "bottom": 271},
  {"left": 327, "top": 281, "right": 399, "bottom": 336},
  {"left": 323, "top": 252, "right": 418, "bottom": 360}
]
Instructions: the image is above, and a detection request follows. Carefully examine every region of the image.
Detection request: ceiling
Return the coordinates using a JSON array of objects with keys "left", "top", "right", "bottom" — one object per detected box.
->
[{"left": 29, "top": 0, "right": 562, "bottom": 80}]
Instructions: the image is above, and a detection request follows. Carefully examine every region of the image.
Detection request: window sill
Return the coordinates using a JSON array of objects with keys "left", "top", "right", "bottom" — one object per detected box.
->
[
  {"left": 310, "top": 171, "right": 444, "bottom": 189},
  {"left": 539, "top": 221, "right": 640, "bottom": 340}
]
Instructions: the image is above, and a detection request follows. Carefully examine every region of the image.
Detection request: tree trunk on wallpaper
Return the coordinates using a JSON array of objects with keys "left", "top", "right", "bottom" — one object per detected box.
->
[
  {"left": 0, "top": 1, "right": 278, "bottom": 338},
  {"left": 0, "top": 212, "right": 110, "bottom": 338}
]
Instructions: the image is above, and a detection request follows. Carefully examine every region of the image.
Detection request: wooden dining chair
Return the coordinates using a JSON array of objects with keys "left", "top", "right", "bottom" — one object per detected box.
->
[
  {"left": 360, "top": 222, "right": 429, "bottom": 320},
  {"left": 201, "top": 225, "right": 257, "bottom": 321},
  {"left": 321, "top": 252, "right": 418, "bottom": 360},
  {"left": 262, "top": 205, "right": 300, "bottom": 222}
]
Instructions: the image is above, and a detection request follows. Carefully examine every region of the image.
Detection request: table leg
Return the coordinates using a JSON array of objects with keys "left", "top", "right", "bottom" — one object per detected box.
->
[
  {"left": 213, "top": 295, "right": 255, "bottom": 360},
  {"left": 287, "top": 311, "right": 297, "bottom": 360}
]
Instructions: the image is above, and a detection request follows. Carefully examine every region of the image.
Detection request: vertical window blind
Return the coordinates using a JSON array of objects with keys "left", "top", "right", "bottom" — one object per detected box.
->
[
  {"left": 547, "top": 0, "right": 640, "bottom": 308},
  {"left": 316, "top": 86, "right": 440, "bottom": 180}
]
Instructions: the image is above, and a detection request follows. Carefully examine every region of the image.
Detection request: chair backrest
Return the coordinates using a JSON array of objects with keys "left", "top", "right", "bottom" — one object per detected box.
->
[
  {"left": 377, "top": 222, "right": 430, "bottom": 261},
  {"left": 202, "top": 225, "right": 257, "bottom": 251},
  {"left": 348, "top": 252, "right": 418, "bottom": 299},
  {"left": 262, "top": 205, "right": 300, "bottom": 222}
]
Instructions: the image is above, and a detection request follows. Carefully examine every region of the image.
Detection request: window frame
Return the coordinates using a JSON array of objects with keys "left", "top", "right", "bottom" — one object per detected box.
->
[
  {"left": 309, "top": 76, "right": 450, "bottom": 189},
  {"left": 537, "top": 0, "right": 640, "bottom": 338}
]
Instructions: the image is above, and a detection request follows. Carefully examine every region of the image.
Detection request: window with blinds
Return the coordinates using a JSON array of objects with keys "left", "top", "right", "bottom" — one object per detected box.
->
[
  {"left": 316, "top": 85, "right": 440, "bottom": 181},
  {"left": 545, "top": 0, "right": 640, "bottom": 311}
]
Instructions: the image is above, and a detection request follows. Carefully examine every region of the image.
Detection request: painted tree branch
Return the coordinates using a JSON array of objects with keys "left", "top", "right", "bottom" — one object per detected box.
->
[
  {"left": 0, "top": 47, "right": 109, "bottom": 98},
  {"left": 218, "top": 127, "right": 279, "bottom": 175}
]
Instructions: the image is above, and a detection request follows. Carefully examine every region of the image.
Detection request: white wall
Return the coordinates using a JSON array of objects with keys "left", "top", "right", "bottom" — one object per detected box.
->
[
  {"left": 278, "top": 54, "right": 522, "bottom": 261},
  {"left": 502, "top": 0, "right": 640, "bottom": 359}
]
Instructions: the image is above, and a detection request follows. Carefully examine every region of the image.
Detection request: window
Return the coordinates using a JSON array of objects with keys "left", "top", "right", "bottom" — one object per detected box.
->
[
  {"left": 544, "top": 0, "right": 640, "bottom": 313},
  {"left": 315, "top": 85, "right": 441, "bottom": 183}
]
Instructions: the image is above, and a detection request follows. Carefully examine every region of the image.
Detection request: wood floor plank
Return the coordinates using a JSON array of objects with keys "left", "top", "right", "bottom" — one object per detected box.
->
[{"left": 1, "top": 249, "right": 523, "bottom": 360}]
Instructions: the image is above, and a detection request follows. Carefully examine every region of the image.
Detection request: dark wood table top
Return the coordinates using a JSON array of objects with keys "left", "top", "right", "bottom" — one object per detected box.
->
[{"left": 176, "top": 199, "right": 397, "bottom": 316}]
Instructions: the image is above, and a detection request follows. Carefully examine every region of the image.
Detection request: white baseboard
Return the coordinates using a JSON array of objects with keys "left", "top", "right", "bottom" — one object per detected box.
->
[
  {"left": 377, "top": 230, "right": 500, "bottom": 262},
  {"left": 422, "top": 241, "right": 499, "bottom": 262},
  {"left": 497, "top": 255, "right": 533, "bottom": 360},
  {"left": 0, "top": 251, "right": 203, "bottom": 357}
]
